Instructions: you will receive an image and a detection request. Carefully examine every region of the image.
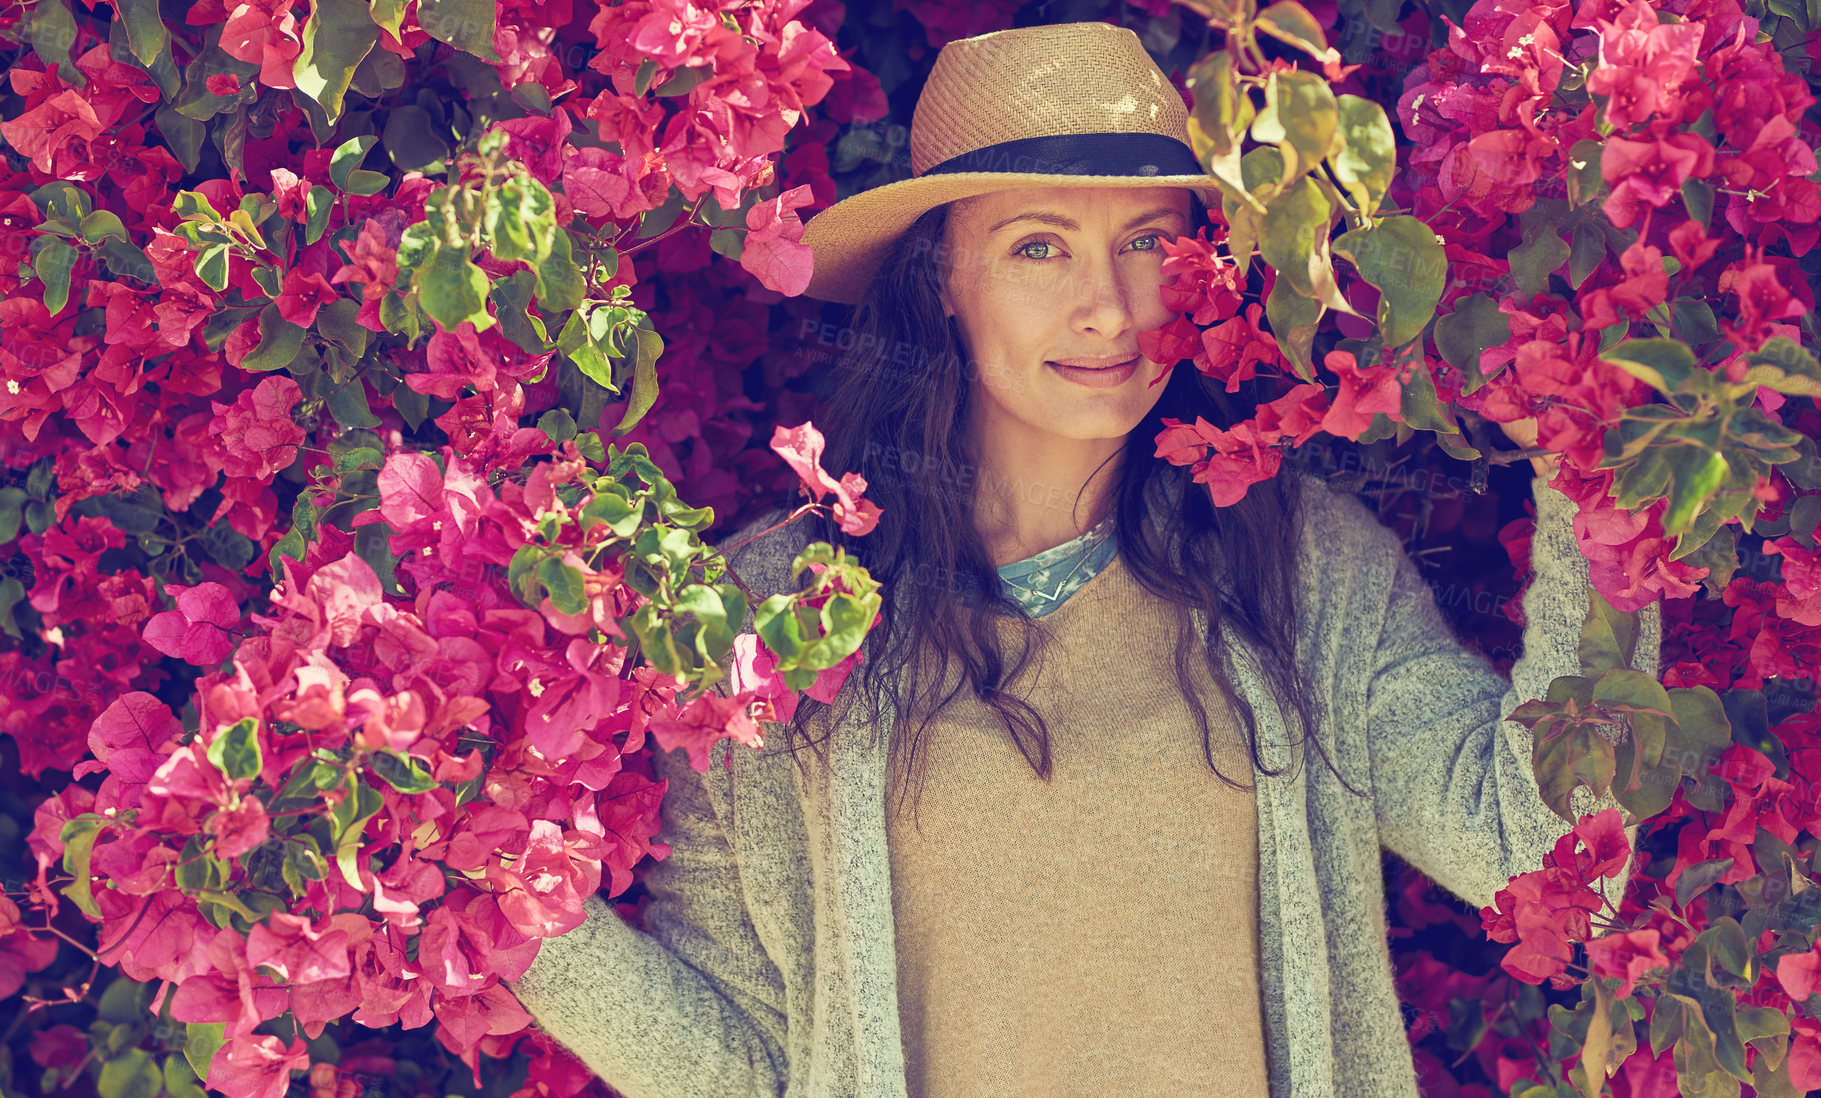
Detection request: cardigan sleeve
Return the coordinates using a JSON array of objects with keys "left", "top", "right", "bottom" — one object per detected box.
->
[
  {"left": 506, "top": 740, "right": 790, "bottom": 1098},
  {"left": 1360, "top": 474, "right": 1662, "bottom": 913}
]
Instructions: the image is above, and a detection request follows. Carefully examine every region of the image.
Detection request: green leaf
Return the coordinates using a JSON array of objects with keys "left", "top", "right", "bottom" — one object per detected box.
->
[
  {"left": 1675, "top": 857, "right": 1735, "bottom": 908},
  {"left": 1330, "top": 216, "right": 1447, "bottom": 346},
  {"left": 1253, "top": 1, "right": 1330, "bottom": 57},
  {"left": 30, "top": 0, "right": 85, "bottom": 88},
  {"left": 293, "top": 0, "right": 380, "bottom": 125},
  {"left": 507, "top": 544, "right": 543, "bottom": 606},
  {"left": 1662, "top": 446, "right": 1729, "bottom": 535},
  {"left": 0, "top": 488, "right": 25, "bottom": 544},
  {"left": 59, "top": 814, "right": 108, "bottom": 918},
  {"left": 538, "top": 407, "right": 577, "bottom": 443},
  {"left": 1565, "top": 139, "right": 1607, "bottom": 208},
  {"left": 418, "top": 246, "right": 494, "bottom": 332},
  {"left": 98, "top": 1049, "right": 162, "bottom": 1098},
  {"left": 98, "top": 237, "right": 154, "bottom": 283},
  {"left": 1508, "top": 228, "right": 1571, "bottom": 299},
  {"left": 369, "top": 751, "right": 437, "bottom": 794},
  {"left": 1601, "top": 338, "right": 1700, "bottom": 395},
  {"left": 537, "top": 557, "right": 588, "bottom": 614},
  {"left": 1682, "top": 177, "right": 1715, "bottom": 227},
  {"left": 304, "top": 186, "right": 335, "bottom": 245},
  {"left": 163, "top": 1056, "right": 207, "bottom": 1098},
  {"left": 1567, "top": 221, "right": 1606, "bottom": 291},
  {"left": 33, "top": 238, "right": 78, "bottom": 315},
  {"left": 491, "top": 270, "right": 550, "bottom": 353},
  {"left": 1579, "top": 587, "right": 1640, "bottom": 675},
  {"left": 536, "top": 228, "right": 587, "bottom": 313},
  {"left": 1432, "top": 293, "right": 1510, "bottom": 393},
  {"left": 207, "top": 717, "right": 264, "bottom": 782},
  {"left": 114, "top": 0, "right": 170, "bottom": 69},
  {"left": 1250, "top": 69, "right": 1338, "bottom": 182},
  {"left": 330, "top": 135, "right": 380, "bottom": 191},
  {"left": 1331, "top": 95, "right": 1396, "bottom": 217},
  {"left": 194, "top": 242, "right": 230, "bottom": 293},
  {"left": 1533, "top": 721, "right": 1618, "bottom": 822},
  {"left": 605, "top": 326, "right": 663, "bottom": 436},
  {"left": 354, "top": 520, "right": 404, "bottom": 597},
  {"left": 330, "top": 773, "right": 385, "bottom": 889},
  {"left": 1666, "top": 943, "right": 1751, "bottom": 1082},
  {"left": 79, "top": 210, "right": 128, "bottom": 243},
  {"left": 317, "top": 298, "right": 370, "bottom": 357},
  {"left": 1566, "top": 977, "right": 1615, "bottom": 1098},
  {"left": 243, "top": 303, "right": 308, "bottom": 372},
  {"left": 1184, "top": 51, "right": 1250, "bottom": 193},
  {"left": 1258, "top": 175, "right": 1333, "bottom": 299},
  {"left": 1264, "top": 272, "right": 1323, "bottom": 382},
  {"left": 1398, "top": 359, "right": 1456, "bottom": 434},
  {"left": 383, "top": 104, "right": 451, "bottom": 172},
  {"left": 416, "top": 0, "right": 500, "bottom": 60},
  {"left": 1673, "top": 298, "right": 1720, "bottom": 345},
  {"left": 271, "top": 489, "right": 321, "bottom": 574},
  {"left": 324, "top": 376, "right": 381, "bottom": 429},
  {"left": 1737, "top": 336, "right": 1821, "bottom": 397},
  {"left": 1706, "top": 916, "right": 1753, "bottom": 981},
  {"left": 369, "top": 0, "right": 408, "bottom": 37}
]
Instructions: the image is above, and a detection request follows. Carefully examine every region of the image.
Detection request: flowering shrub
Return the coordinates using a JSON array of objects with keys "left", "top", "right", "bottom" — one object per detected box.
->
[{"left": 2, "top": 0, "right": 1821, "bottom": 1096}]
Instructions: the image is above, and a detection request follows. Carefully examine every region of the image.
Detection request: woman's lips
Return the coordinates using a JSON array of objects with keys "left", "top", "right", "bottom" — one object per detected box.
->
[{"left": 1047, "top": 354, "right": 1140, "bottom": 389}]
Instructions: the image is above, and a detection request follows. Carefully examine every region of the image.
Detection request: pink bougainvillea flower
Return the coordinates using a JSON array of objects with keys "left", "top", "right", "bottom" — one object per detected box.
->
[
  {"left": 143, "top": 581, "right": 243, "bottom": 666},
  {"left": 1197, "top": 304, "right": 1280, "bottom": 393},
  {"left": 649, "top": 690, "right": 766, "bottom": 772},
  {"left": 0, "top": 91, "right": 105, "bottom": 174},
  {"left": 740, "top": 184, "right": 816, "bottom": 296},
  {"left": 209, "top": 796, "right": 270, "bottom": 858},
  {"left": 1583, "top": 928, "right": 1670, "bottom": 998},
  {"left": 218, "top": 0, "right": 302, "bottom": 90},
  {"left": 769, "top": 421, "right": 882, "bottom": 535},
  {"left": 1600, "top": 134, "right": 1716, "bottom": 228},
  {"left": 273, "top": 269, "right": 339, "bottom": 327},
  {"left": 1320, "top": 350, "right": 1406, "bottom": 439},
  {"left": 209, "top": 1035, "right": 309, "bottom": 1098},
  {"left": 1777, "top": 945, "right": 1821, "bottom": 1002},
  {"left": 209, "top": 376, "right": 307, "bottom": 481}
]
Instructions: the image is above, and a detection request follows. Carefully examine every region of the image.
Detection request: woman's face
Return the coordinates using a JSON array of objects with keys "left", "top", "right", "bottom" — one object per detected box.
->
[{"left": 938, "top": 185, "right": 1193, "bottom": 451}]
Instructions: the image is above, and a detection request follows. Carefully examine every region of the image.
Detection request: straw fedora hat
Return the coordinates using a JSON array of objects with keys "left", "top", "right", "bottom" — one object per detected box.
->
[{"left": 800, "top": 21, "right": 1225, "bottom": 305}]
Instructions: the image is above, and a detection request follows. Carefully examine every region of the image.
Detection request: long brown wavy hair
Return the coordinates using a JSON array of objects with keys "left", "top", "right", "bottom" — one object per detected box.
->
[{"left": 774, "top": 192, "right": 1367, "bottom": 819}]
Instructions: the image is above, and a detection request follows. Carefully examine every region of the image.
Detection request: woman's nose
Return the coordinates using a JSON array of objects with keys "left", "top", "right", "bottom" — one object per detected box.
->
[{"left": 1068, "top": 256, "right": 1134, "bottom": 338}]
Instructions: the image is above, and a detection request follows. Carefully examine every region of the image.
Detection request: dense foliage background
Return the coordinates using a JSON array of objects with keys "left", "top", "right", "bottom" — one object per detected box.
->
[{"left": 3, "top": 0, "right": 1821, "bottom": 1095}]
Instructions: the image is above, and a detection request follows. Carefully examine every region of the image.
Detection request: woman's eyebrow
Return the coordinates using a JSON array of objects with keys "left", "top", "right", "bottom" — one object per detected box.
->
[{"left": 986, "top": 206, "right": 1187, "bottom": 234}]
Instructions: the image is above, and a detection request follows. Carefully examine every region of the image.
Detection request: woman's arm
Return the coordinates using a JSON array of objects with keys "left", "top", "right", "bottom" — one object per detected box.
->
[
  {"left": 1361, "top": 474, "right": 1662, "bottom": 912},
  {"left": 508, "top": 731, "right": 790, "bottom": 1098}
]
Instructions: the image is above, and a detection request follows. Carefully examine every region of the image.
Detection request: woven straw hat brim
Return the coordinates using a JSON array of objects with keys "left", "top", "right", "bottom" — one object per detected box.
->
[{"left": 800, "top": 172, "right": 1225, "bottom": 306}]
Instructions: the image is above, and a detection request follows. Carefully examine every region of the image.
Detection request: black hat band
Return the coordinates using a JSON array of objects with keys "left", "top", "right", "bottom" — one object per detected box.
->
[{"left": 918, "top": 131, "right": 1205, "bottom": 178}]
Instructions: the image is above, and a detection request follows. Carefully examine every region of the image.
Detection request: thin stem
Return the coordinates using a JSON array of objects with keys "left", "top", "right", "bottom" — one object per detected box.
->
[
  {"left": 1487, "top": 446, "right": 1557, "bottom": 466},
  {"left": 709, "top": 501, "right": 820, "bottom": 560},
  {"left": 28, "top": 921, "right": 100, "bottom": 961}
]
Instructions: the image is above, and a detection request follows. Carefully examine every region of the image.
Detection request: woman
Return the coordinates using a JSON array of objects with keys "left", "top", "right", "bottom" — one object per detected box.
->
[{"left": 510, "top": 22, "right": 1661, "bottom": 1098}]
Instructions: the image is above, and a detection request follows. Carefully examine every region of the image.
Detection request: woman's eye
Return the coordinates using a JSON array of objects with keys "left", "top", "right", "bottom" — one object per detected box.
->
[
  {"left": 1014, "top": 240, "right": 1055, "bottom": 260},
  {"left": 1128, "top": 233, "right": 1163, "bottom": 252}
]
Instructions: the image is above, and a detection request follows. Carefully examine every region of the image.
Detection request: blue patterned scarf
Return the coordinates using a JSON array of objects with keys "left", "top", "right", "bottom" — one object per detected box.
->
[{"left": 994, "top": 515, "right": 1119, "bottom": 618}]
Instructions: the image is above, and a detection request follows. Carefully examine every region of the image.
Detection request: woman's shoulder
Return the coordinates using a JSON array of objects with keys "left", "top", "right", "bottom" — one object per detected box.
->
[{"left": 1282, "top": 465, "right": 1405, "bottom": 565}]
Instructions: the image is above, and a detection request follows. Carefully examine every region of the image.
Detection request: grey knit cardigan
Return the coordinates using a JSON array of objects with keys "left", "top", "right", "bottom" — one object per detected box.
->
[{"left": 510, "top": 469, "right": 1663, "bottom": 1098}]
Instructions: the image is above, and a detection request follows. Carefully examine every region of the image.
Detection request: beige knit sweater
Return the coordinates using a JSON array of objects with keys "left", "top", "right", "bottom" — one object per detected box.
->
[{"left": 887, "top": 553, "right": 1269, "bottom": 1096}]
